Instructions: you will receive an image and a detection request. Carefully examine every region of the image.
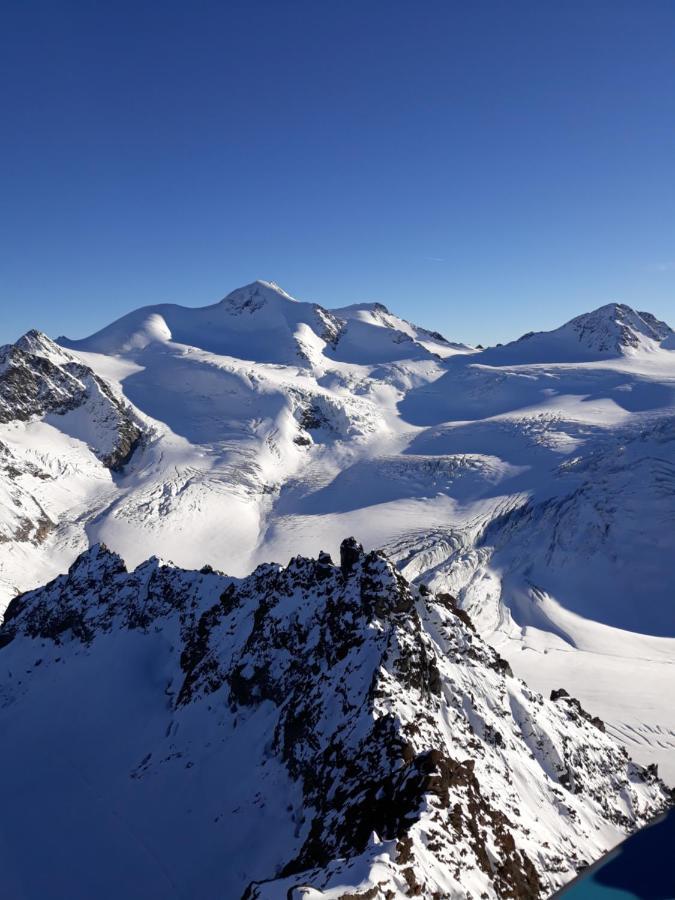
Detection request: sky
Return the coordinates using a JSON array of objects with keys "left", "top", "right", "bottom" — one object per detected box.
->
[{"left": 1, "top": 0, "right": 675, "bottom": 347}]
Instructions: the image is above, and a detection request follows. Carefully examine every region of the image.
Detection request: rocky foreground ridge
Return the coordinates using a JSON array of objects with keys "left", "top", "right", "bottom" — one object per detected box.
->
[{"left": 0, "top": 539, "right": 669, "bottom": 899}]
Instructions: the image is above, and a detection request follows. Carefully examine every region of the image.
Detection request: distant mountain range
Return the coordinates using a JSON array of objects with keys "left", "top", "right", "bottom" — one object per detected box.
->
[{"left": 1, "top": 281, "right": 674, "bottom": 897}]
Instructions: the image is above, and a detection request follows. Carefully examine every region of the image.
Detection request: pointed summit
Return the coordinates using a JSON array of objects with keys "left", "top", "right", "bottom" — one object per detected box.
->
[
  {"left": 220, "top": 280, "right": 298, "bottom": 309},
  {"left": 566, "top": 302, "right": 673, "bottom": 353},
  {"left": 12, "top": 329, "right": 73, "bottom": 364},
  {"left": 55, "top": 281, "right": 461, "bottom": 365},
  {"left": 486, "top": 302, "right": 673, "bottom": 364}
]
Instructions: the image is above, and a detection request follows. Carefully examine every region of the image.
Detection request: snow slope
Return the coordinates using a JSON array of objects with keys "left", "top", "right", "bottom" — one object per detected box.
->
[
  {"left": 482, "top": 302, "right": 674, "bottom": 364},
  {"left": 0, "top": 540, "right": 668, "bottom": 899},
  {"left": 59, "top": 280, "right": 473, "bottom": 366},
  {"left": 1, "top": 282, "right": 674, "bottom": 787}
]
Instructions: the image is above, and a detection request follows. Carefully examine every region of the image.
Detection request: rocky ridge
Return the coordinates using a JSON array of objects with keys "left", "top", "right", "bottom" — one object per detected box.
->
[
  {"left": 0, "top": 539, "right": 669, "bottom": 899},
  {"left": 567, "top": 303, "right": 673, "bottom": 353},
  {"left": 0, "top": 329, "right": 141, "bottom": 470},
  {"left": 509, "top": 302, "right": 673, "bottom": 360}
]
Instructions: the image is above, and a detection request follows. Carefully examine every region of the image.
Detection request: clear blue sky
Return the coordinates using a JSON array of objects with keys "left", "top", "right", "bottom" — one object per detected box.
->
[{"left": 2, "top": 0, "right": 674, "bottom": 346}]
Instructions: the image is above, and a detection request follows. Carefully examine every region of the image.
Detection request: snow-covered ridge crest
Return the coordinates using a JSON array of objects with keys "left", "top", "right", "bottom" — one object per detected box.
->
[
  {"left": 0, "top": 329, "right": 142, "bottom": 469},
  {"left": 566, "top": 302, "right": 673, "bottom": 353},
  {"left": 0, "top": 329, "right": 144, "bottom": 570},
  {"left": 11, "top": 328, "right": 75, "bottom": 363},
  {"left": 0, "top": 539, "right": 669, "bottom": 899},
  {"left": 487, "top": 301, "right": 674, "bottom": 363},
  {"left": 220, "top": 279, "right": 298, "bottom": 308},
  {"left": 1, "top": 282, "right": 674, "bottom": 800},
  {"left": 58, "top": 279, "right": 474, "bottom": 364}
]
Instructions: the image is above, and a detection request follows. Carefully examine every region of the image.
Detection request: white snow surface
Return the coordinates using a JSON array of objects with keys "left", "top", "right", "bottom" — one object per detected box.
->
[
  {"left": 0, "top": 542, "right": 668, "bottom": 899},
  {"left": 1, "top": 281, "right": 674, "bottom": 788}
]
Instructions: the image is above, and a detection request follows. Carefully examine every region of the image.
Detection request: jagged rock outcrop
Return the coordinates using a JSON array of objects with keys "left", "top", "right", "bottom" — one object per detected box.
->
[
  {"left": 486, "top": 302, "right": 674, "bottom": 366},
  {"left": 0, "top": 539, "right": 669, "bottom": 900},
  {"left": 0, "top": 330, "right": 141, "bottom": 470},
  {"left": 566, "top": 303, "right": 673, "bottom": 352}
]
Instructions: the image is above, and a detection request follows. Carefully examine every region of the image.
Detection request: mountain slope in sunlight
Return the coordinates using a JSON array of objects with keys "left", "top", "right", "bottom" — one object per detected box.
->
[{"left": 1, "top": 281, "right": 674, "bottom": 784}]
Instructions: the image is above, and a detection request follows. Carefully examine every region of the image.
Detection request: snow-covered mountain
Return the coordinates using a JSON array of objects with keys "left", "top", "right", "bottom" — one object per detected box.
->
[
  {"left": 0, "top": 540, "right": 669, "bottom": 899},
  {"left": 0, "top": 328, "right": 141, "bottom": 468},
  {"left": 59, "top": 280, "right": 474, "bottom": 365},
  {"left": 484, "top": 302, "right": 674, "bottom": 364},
  {"left": 0, "top": 330, "right": 143, "bottom": 598},
  {"left": 1, "top": 280, "right": 674, "bottom": 790}
]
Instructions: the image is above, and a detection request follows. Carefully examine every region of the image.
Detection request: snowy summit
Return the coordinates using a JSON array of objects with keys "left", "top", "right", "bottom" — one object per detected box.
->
[{"left": 0, "top": 281, "right": 674, "bottom": 899}]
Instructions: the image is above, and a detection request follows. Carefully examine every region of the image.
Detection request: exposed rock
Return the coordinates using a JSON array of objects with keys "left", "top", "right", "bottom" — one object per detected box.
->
[
  {"left": 340, "top": 536, "right": 364, "bottom": 577},
  {"left": 550, "top": 688, "right": 606, "bottom": 733},
  {"left": 0, "top": 540, "right": 669, "bottom": 899},
  {"left": 0, "top": 331, "right": 142, "bottom": 470}
]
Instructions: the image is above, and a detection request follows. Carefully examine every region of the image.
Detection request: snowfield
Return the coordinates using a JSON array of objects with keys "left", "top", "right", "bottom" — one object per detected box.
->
[
  {"left": 0, "top": 540, "right": 669, "bottom": 899},
  {"left": 1, "top": 280, "right": 674, "bottom": 794}
]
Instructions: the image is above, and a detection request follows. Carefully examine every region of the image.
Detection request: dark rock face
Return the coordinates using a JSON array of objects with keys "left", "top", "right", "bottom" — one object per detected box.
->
[
  {"left": 340, "top": 536, "right": 364, "bottom": 577},
  {"left": 0, "top": 332, "right": 143, "bottom": 558},
  {"left": 638, "top": 310, "right": 673, "bottom": 341},
  {"left": 551, "top": 688, "right": 606, "bottom": 733},
  {"left": 0, "top": 540, "right": 670, "bottom": 899},
  {"left": 435, "top": 591, "right": 476, "bottom": 632},
  {"left": 313, "top": 305, "right": 345, "bottom": 349},
  {"left": 315, "top": 550, "right": 334, "bottom": 580},
  {"left": 568, "top": 303, "right": 673, "bottom": 353},
  {"left": 0, "top": 331, "right": 142, "bottom": 470}
]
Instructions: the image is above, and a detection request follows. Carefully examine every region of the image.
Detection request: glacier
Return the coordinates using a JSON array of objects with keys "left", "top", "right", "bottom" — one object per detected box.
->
[{"left": 1, "top": 279, "right": 674, "bottom": 791}]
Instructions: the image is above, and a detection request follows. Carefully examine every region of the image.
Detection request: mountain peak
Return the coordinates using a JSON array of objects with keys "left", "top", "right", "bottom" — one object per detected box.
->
[
  {"left": 13, "top": 329, "right": 72, "bottom": 362},
  {"left": 489, "top": 301, "right": 673, "bottom": 363},
  {"left": 0, "top": 331, "right": 142, "bottom": 468},
  {"left": 50, "top": 281, "right": 470, "bottom": 364},
  {"left": 565, "top": 302, "right": 673, "bottom": 354},
  {"left": 220, "top": 280, "right": 298, "bottom": 309},
  {"left": 571, "top": 301, "right": 668, "bottom": 334}
]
